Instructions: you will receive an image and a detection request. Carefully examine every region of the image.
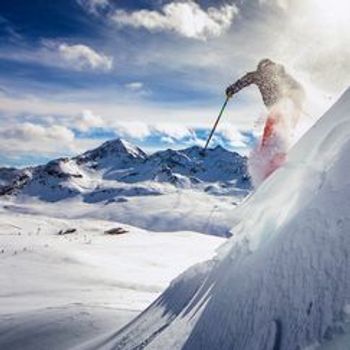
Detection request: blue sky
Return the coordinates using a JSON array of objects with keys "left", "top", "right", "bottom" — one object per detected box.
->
[{"left": 0, "top": 0, "right": 349, "bottom": 167}]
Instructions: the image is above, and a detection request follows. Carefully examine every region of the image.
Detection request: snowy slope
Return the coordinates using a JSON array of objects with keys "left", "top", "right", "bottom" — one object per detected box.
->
[
  {"left": 91, "top": 89, "right": 350, "bottom": 350},
  {"left": 0, "top": 205, "right": 224, "bottom": 350},
  {"left": 0, "top": 167, "right": 29, "bottom": 190},
  {"left": 0, "top": 168, "right": 17, "bottom": 187},
  {"left": 4, "top": 189, "right": 240, "bottom": 236}
]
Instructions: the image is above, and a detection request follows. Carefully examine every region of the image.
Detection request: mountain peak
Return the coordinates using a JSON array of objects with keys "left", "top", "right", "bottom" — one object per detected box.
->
[
  {"left": 76, "top": 138, "right": 147, "bottom": 163},
  {"left": 98, "top": 138, "right": 146, "bottom": 157},
  {"left": 214, "top": 144, "right": 225, "bottom": 151}
]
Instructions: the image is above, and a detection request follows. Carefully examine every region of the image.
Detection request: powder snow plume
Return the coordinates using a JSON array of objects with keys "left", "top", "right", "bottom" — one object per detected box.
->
[{"left": 248, "top": 98, "right": 302, "bottom": 187}]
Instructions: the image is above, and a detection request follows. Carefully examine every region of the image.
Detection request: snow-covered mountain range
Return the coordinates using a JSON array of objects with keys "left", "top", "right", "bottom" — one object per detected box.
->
[{"left": 0, "top": 139, "right": 250, "bottom": 202}]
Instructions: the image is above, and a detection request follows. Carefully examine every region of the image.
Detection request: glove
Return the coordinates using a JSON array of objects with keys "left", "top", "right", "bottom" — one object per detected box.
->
[{"left": 226, "top": 86, "right": 234, "bottom": 98}]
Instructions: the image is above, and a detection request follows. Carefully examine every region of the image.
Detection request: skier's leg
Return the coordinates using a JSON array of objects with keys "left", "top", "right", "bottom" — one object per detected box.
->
[
  {"left": 260, "top": 114, "right": 278, "bottom": 149},
  {"left": 261, "top": 111, "right": 287, "bottom": 180}
]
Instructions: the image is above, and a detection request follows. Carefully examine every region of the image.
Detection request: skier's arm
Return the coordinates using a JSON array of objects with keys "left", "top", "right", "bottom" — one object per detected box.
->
[{"left": 226, "top": 72, "right": 257, "bottom": 98}]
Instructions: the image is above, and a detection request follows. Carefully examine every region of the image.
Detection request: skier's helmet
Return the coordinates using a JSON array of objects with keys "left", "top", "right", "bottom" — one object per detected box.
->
[{"left": 257, "top": 58, "right": 274, "bottom": 71}]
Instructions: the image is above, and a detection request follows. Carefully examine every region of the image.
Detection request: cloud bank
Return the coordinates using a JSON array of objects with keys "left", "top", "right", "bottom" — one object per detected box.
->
[
  {"left": 57, "top": 43, "right": 113, "bottom": 71},
  {"left": 0, "top": 107, "right": 254, "bottom": 166},
  {"left": 77, "top": 0, "right": 110, "bottom": 15},
  {"left": 74, "top": 110, "right": 105, "bottom": 132},
  {"left": 111, "top": 1, "right": 238, "bottom": 40},
  {"left": 0, "top": 122, "right": 75, "bottom": 157}
]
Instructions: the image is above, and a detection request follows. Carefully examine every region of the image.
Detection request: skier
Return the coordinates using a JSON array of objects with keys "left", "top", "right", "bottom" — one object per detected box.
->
[{"left": 226, "top": 58, "right": 305, "bottom": 186}]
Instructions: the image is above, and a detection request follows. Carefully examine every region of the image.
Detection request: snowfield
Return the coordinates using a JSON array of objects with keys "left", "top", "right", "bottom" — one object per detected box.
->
[
  {"left": 2, "top": 189, "right": 241, "bottom": 237},
  {"left": 88, "top": 89, "right": 350, "bottom": 350},
  {"left": 0, "top": 205, "right": 224, "bottom": 350}
]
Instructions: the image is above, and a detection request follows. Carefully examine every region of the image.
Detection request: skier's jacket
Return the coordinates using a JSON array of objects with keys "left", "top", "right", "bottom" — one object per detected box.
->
[{"left": 226, "top": 59, "right": 305, "bottom": 109}]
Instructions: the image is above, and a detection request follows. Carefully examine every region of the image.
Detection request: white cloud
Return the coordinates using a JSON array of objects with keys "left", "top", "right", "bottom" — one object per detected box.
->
[
  {"left": 74, "top": 110, "right": 105, "bottom": 132},
  {"left": 111, "top": 121, "right": 202, "bottom": 146},
  {"left": 0, "top": 41, "right": 114, "bottom": 73},
  {"left": 77, "top": 0, "right": 110, "bottom": 15},
  {"left": 125, "top": 82, "right": 144, "bottom": 91},
  {"left": 0, "top": 109, "right": 253, "bottom": 164},
  {"left": 112, "top": 121, "right": 152, "bottom": 140},
  {"left": 1, "top": 122, "right": 75, "bottom": 156},
  {"left": 0, "top": 117, "right": 108, "bottom": 162},
  {"left": 259, "top": 0, "right": 290, "bottom": 11},
  {"left": 111, "top": 1, "right": 238, "bottom": 40},
  {"left": 102, "top": 120, "right": 197, "bottom": 143},
  {"left": 57, "top": 43, "right": 113, "bottom": 71},
  {"left": 160, "top": 135, "right": 176, "bottom": 144},
  {"left": 0, "top": 91, "right": 261, "bottom": 133},
  {"left": 151, "top": 123, "right": 194, "bottom": 140},
  {"left": 218, "top": 124, "right": 251, "bottom": 149},
  {"left": 5, "top": 123, "right": 74, "bottom": 143}
]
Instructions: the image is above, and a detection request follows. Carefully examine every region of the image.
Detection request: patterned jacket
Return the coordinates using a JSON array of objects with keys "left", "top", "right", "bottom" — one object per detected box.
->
[{"left": 227, "top": 63, "right": 305, "bottom": 109}]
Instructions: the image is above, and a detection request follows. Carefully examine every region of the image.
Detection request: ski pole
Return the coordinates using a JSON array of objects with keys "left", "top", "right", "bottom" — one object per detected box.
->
[{"left": 203, "top": 96, "right": 230, "bottom": 153}]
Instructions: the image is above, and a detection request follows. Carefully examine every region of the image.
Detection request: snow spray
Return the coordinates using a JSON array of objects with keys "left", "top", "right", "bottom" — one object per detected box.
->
[{"left": 248, "top": 98, "right": 301, "bottom": 187}]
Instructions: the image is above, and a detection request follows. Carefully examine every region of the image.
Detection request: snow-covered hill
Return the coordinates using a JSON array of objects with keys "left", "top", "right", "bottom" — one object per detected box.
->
[
  {"left": 90, "top": 89, "right": 350, "bottom": 350},
  {"left": 0, "top": 167, "right": 30, "bottom": 188}
]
